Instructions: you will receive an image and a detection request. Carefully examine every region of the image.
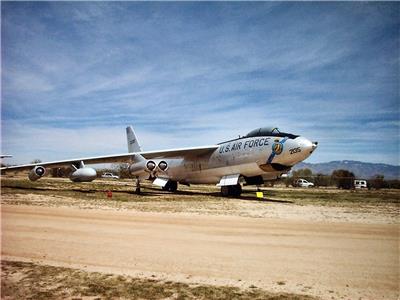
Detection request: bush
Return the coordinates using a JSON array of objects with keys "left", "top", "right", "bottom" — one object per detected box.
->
[
  {"left": 369, "top": 175, "right": 386, "bottom": 189},
  {"left": 332, "top": 169, "right": 355, "bottom": 189},
  {"left": 385, "top": 179, "right": 400, "bottom": 189},
  {"left": 313, "top": 173, "right": 331, "bottom": 187}
]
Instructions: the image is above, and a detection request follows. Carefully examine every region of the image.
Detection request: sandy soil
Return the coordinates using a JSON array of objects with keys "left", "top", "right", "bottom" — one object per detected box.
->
[{"left": 2, "top": 204, "right": 399, "bottom": 300}]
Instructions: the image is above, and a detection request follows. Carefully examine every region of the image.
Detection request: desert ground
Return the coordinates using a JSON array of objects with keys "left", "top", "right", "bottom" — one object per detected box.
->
[{"left": 1, "top": 177, "right": 399, "bottom": 300}]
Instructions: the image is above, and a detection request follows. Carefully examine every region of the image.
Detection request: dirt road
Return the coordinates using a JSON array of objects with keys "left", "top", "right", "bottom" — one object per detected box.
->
[{"left": 2, "top": 205, "right": 398, "bottom": 299}]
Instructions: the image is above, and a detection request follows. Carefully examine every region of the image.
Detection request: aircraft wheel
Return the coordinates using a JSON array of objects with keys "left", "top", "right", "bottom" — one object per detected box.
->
[
  {"left": 221, "top": 184, "right": 242, "bottom": 197},
  {"left": 230, "top": 184, "right": 242, "bottom": 197},
  {"left": 168, "top": 181, "right": 178, "bottom": 192},
  {"left": 163, "top": 180, "right": 178, "bottom": 192},
  {"left": 221, "top": 186, "right": 230, "bottom": 197}
]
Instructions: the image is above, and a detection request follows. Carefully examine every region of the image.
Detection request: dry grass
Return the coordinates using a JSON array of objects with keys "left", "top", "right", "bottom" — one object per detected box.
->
[
  {"left": 262, "top": 186, "right": 400, "bottom": 206},
  {"left": 1, "top": 260, "right": 318, "bottom": 300},
  {"left": 1, "top": 177, "right": 399, "bottom": 223},
  {"left": 2, "top": 177, "right": 399, "bottom": 206}
]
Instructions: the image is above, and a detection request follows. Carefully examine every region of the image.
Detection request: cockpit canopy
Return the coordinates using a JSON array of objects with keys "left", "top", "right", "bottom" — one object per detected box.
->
[{"left": 245, "top": 127, "right": 299, "bottom": 139}]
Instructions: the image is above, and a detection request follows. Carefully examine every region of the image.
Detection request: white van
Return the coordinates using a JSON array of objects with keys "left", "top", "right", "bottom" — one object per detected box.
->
[{"left": 354, "top": 180, "right": 367, "bottom": 189}]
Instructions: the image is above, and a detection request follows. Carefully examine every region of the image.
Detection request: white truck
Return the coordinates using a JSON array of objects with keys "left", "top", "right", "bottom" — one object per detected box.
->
[
  {"left": 101, "top": 173, "right": 119, "bottom": 179},
  {"left": 294, "top": 178, "right": 314, "bottom": 188}
]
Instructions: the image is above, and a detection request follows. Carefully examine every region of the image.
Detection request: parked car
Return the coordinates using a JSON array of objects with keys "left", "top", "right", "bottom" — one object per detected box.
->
[
  {"left": 101, "top": 173, "right": 119, "bottom": 179},
  {"left": 294, "top": 178, "right": 314, "bottom": 188},
  {"left": 354, "top": 180, "right": 367, "bottom": 189}
]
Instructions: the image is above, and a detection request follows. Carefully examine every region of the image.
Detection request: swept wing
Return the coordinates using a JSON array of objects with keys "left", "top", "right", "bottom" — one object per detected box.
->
[{"left": 0, "top": 145, "right": 219, "bottom": 172}]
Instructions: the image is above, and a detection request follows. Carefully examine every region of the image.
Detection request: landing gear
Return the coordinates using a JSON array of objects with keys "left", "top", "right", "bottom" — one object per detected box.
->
[
  {"left": 135, "top": 177, "right": 141, "bottom": 194},
  {"left": 162, "top": 180, "right": 178, "bottom": 192},
  {"left": 221, "top": 184, "right": 242, "bottom": 197}
]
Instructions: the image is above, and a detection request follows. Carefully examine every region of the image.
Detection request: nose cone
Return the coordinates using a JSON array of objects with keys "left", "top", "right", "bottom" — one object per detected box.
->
[
  {"left": 295, "top": 137, "right": 318, "bottom": 161},
  {"left": 297, "top": 137, "right": 318, "bottom": 155},
  {"left": 272, "top": 136, "right": 318, "bottom": 166},
  {"left": 311, "top": 141, "right": 318, "bottom": 153}
]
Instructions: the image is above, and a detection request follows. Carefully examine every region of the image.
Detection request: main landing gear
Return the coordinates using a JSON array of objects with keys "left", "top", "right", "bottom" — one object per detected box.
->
[
  {"left": 135, "top": 177, "right": 141, "bottom": 194},
  {"left": 221, "top": 184, "right": 242, "bottom": 197},
  {"left": 135, "top": 178, "right": 178, "bottom": 194},
  {"left": 162, "top": 180, "right": 178, "bottom": 192}
]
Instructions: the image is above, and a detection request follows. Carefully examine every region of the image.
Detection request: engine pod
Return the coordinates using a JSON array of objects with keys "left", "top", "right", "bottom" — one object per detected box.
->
[
  {"left": 146, "top": 161, "right": 156, "bottom": 172},
  {"left": 129, "top": 160, "right": 146, "bottom": 175},
  {"left": 28, "top": 166, "right": 46, "bottom": 181},
  {"left": 69, "top": 167, "right": 97, "bottom": 182},
  {"left": 158, "top": 161, "right": 168, "bottom": 171}
]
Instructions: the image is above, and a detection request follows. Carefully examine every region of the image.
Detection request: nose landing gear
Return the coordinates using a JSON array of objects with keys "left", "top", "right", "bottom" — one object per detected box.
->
[{"left": 135, "top": 177, "right": 141, "bottom": 194}]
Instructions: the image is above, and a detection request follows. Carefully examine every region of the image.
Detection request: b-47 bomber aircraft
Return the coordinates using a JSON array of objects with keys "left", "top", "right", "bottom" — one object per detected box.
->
[{"left": 1, "top": 126, "right": 318, "bottom": 196}]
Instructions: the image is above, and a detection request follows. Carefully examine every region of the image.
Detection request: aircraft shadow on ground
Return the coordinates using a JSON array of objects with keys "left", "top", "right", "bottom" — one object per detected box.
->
[
  {"left": 140, "top": 186, "right": 294, "bottom": 203},
  {"left": 4, "top": 184, "right": 293, "bottom": 203}
]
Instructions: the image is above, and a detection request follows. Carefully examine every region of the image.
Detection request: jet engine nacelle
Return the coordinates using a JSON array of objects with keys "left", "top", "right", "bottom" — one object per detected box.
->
[
  {"left": 143, "top": 160, "right": 168, "bottom": 173},
  {"left": 28, "top": 166, "right": 46, "bottom": 181},
  {"left": 129, "top": 160, "right": 168, "bottom": 177},
  {"left": 129, "top": 159, "right": 178, "bottom": 177},
  {"left": 69, "top": 167, "right": 97, "bottom": 182},
  {"left": 146, "top": 160, "right": 157, "bottom": 172},
  {"left": 158, "top": 161, "right": 168, "bottom": 171},
  {"left": 129, "top": 160, "right": 147, "bottom": 176}
]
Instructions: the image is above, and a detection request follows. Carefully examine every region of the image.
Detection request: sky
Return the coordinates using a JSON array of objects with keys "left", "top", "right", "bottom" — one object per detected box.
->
[{"left": 1, "top": 2, "right": 399, "bottom": 165}]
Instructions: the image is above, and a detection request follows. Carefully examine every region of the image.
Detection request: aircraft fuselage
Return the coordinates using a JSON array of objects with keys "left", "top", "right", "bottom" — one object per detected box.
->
[{"left": 153, "top": 135, "right": 316, "bottom": 184}]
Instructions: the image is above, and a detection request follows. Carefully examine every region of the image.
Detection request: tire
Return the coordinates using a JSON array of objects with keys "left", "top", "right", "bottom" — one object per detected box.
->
[
  {"left": 221, "top": 186, "right": 230, "bottom": 197},
  {"left": 168, "top": 181, "right": 178, "bottom": 192},
  {"left": 221, "top": 184, "right": 242, "bottom": 197},
  {"left": 164, "top": 180, "right": 178, "bottom": 192},
  {"left": 230, "top": 184, "right": 242, "bottom": 197}
]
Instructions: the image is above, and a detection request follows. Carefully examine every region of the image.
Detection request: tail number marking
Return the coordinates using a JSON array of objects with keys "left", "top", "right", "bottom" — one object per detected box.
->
[{"left": 289, "top": 147, "right": 301, "bottom": 154}]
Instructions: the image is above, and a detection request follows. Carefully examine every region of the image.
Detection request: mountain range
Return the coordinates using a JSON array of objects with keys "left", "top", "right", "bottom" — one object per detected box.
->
[{"left": 292, "top": 160, "right": 399, "bottom": 179}]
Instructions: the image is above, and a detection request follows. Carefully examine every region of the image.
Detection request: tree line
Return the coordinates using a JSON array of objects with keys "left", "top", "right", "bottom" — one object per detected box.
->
[{"left": 284, "top": 168, "right": 400, "bottom": 189}]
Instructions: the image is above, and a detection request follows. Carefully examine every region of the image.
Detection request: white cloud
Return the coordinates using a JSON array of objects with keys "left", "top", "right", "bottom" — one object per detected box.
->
[
  {"left": 1, "top": 2, "right": 398, "bottom": 165},
  {"left": 5, "top": 70, "right": 53, "bottom": 93}
]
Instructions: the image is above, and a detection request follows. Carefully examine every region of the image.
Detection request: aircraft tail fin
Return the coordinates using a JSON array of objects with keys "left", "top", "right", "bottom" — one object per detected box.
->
[{"left": 126, "top": 126, "right": 142, "bottom": 153}]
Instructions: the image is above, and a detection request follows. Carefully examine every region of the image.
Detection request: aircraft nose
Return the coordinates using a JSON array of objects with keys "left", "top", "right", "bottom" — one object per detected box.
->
[
  {"left": 285, "top": 136, "right": 317, "bottom": 164},
  {"left": 296, "top": 137, "right": 317, "bottom": 154},
  {"left": 265, "top": 136, "right": 317, "bottom": 167},
  {"left": 311, "top": 141, "right": 318, "bottom": 153}
]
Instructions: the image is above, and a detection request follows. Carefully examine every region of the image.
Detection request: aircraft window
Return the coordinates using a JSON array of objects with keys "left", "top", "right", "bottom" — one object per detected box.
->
[
  {"left": 245, "top": 127, "right": 299, "bottom": 139},
  {"left": 271, "top": 128, "right": 280, "bottom": 134}
]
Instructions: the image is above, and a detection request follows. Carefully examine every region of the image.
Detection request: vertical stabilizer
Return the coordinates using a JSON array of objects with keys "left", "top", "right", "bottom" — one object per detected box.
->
[{"left": 126, "top": 126, "right": 142, "bottom": 153}]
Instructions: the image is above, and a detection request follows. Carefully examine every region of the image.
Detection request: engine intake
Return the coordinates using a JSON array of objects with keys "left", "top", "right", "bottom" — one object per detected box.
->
[
  {"left": 146, "top": 161, "right": 156, "bottom": 172},
  {"left": 158, "top": 161, "right": 168, "bottom": 171},
  {"left": 28, "top": 166, "right": 46, "bottom": 181}
]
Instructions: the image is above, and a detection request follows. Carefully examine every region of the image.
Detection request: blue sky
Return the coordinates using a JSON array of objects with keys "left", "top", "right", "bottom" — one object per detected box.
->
[{"left": 1, "top": 2, "right": 399, "bottom": 165}]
